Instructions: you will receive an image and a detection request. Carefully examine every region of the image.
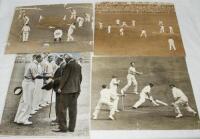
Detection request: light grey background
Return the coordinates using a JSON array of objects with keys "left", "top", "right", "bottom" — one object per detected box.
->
[{"left": 0, "top": 0, "right": 200, "bottom": 138}]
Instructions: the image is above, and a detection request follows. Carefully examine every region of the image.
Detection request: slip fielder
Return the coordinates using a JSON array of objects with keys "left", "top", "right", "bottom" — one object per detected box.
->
[
  {"left": 93, "top": 85, "right": 116, "bottom": 120},
  {"left": 169, "top": 84, "right": 197, "bottom": 118}
]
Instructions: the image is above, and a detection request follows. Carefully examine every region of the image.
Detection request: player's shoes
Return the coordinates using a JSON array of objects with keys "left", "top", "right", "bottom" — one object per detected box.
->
[
  {"left": 132, "top": 106, "right": 137, "bottom": 109},
  {"left": 115, "top": 110, "right": 120, "bottom": 112},
  {"left": 176, "top": 113, "right": 183, "bottom": 118},
  {"left": 193, "top": 112, "right": 197, "bottom": 117},
  {"left": 23, "top": 120, "right": 33, "bottom": 125},
  {"left": 109, "top": 115, "right": 115, "bottom": 120},
  {"left": 133, "top": 92, "right": 139, "bottom": 95},
  {"left": 92, "top": 113, "right": 97, "bottom": 120}
]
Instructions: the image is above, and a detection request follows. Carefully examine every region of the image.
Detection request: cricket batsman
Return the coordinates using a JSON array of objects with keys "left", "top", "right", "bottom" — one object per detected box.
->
[
  {"left": 132, "top": 83, "right": 159, "bottom": 109},
  {"left": 169, "top": 84, "right": 197, "bottom": 118}
]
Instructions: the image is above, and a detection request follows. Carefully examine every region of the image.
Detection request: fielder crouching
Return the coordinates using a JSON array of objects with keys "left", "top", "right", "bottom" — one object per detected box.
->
[
  {"left": 93, "top": 85, "right": 116, "bottom": 120},
  {"left": 169, "top": 84, "right": 197, "bottom": 118}
]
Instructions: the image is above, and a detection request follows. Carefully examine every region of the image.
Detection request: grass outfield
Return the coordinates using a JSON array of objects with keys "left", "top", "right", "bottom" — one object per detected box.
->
[
  {"left": 6, "top": 4, "right": 93, "bottom": 54},
  {"left": 94, "top": 12, "right": 185, "bottom": 56},
  {"left": 91, "top": 57, "right": 199, "bottom": 130}
]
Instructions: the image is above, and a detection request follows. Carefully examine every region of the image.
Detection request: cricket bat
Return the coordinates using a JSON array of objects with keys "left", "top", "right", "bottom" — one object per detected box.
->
[{"left": 155, "top": 99, "right": 168, "bottom": 106}]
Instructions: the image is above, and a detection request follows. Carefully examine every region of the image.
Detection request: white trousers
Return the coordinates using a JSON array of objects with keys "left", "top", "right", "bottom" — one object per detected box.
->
[
  {"left": 14, "top": 79, "right": 35, "bottom": 123},
  {"left": 22, "top": 32, "right": 29, "bottom": 42},
  {"left": 32, "top": 79, "right": 43, "bottom": 110},
  {"left": 140, "top": 32, "right": 147, "bottom": 38},
  {"left": 93, "top": 100, "right": 115, "bottom": 118},
  {"left": 122, "top": 74, "right": 138, "bottom": 93},
  {"left": 174, "top": 99, "right": 196, "bottom": 115},
  {"left": 67, "top": 33, "right": 74, "bottom": 41},
  {"left": 169, "top": 43, "right": 176, "bottom": 51}
]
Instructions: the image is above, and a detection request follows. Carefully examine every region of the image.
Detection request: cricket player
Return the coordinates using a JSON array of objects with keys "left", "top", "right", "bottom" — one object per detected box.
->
[
  {"left": 67, "top": 23, "right": 76, "bottom": 42},
  {"left": 42, "top": 55, "right": 57, "bottom": 105},
  {"left": 76, "top": 16, "right": 84, "bottom": 27},
  {"left": 169, "top": 84, "right": 197, "bottom": 118},
  {"left": 121, "top": 21, "right": 128, "bottom": 27},
  {"left": 85, "top": 13, "right": 91, "bottom": 22},
  {"left": 109, "top": 76, "right": 120, "bottom": 112},
  {"left": 158, "top": 20, "right": 163, "bottom": 26},
  {"left": 132, "top": 20, "right": 136, "bottom": 27},
  {"left": 116, "top": 19, "right": 120, "bottom": 25},
  {"left": 31, "top": 59, "right": 44, "bottom": 114},
  {"left": 121, "top": 62, "right": 143, "bottom": 95},
  {"left": 160, "top": 25, "right": 165, "bottom": 33},
  {"left": 99, "top": 22, "right": 103, "bottom": 30},
  {"left": 140, "top": 29, "right": 147, "bottom": 38},
  {"left": 39, "top": 15, "right": 43, "bottom": 23},
  {"left": 108, "top": 25, "right": 111, "bottom": 34},
  {"left": 93, "top": 85, "right": 115, "bottom": 120},
  {"left": 120, "top": 28, "right": 124, "bottom": 36},
  {"left": 169, "top": 26, "right": 174, "bottom": 34},
  {"left": 14, "top": 55, "right": 43, "bottom": 125},
  {"left": 132, "top": 83, "right": 159, "bottom": 109},
  {"left": 63, "top": 15, "right": 67, "bottom": 21},
  {"left": 21, "top": 24, "right": 30, "bottom": 42},
  {"left": 70, "top": 9, "right": 76, "bottom": 20},
  {"left": 168, "top": 37, "right": 176, "bottom": 51},
  {"left": 54, "top": 29, "right": 63, "bottom": 43},
  {"left": 23, "top": 15, "right": 30, "bottom": 25}
]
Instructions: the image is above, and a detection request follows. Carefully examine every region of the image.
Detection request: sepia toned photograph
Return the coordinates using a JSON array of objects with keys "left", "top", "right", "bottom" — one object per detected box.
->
[
  {"left": 5, "top": 4, "right": 93, "bottom": 54},
  {"left": 94, "top": 2, "right": 185, "bottom": 56},
  {"left": 0, "top": 52, "right": 91, "bottom": 138},
  {"left": 91, "top": 56, "right": 199, "bottom": 130}
]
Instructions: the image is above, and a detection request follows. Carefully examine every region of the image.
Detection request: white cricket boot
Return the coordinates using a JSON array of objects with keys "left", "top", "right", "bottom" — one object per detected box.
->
[{"left": 176, "top": 113, "right": 183, "bottom": 118}]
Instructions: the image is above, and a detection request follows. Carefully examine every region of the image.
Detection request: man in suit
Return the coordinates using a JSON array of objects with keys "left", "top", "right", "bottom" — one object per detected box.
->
[
  {"left": 52, "top": 54, "right": 82, "bottom": 132},
  {"left": 50, "top": 56, "right": 66, "bottom": 125}
]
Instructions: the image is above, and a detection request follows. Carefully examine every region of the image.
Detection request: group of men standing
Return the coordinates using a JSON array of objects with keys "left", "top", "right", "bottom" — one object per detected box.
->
[
  {"left": 14, "top": 53, "right": 83, "bottom": 133},
  {"left": 93, "top": 61, "right": 197, "bottom": 120}
]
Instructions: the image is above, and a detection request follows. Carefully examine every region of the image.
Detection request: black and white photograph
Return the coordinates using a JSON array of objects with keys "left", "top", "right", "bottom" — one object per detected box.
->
[
  {"left": 91, "top": 56, "right": 199, "bottom": 130},
  {"left": 94, "top": 2, "right": 185, "bottom": 56},
  {"left": 0, "top": 52, "right": 91, "bottom": 138},
  {"left": 5, "top": 4, "right": 93, "bottom": 54}
]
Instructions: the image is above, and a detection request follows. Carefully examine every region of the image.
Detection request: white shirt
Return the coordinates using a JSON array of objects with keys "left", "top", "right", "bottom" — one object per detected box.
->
[
  {"left": 140, "top": 85, "right": 151, "bottom": 96},
  {"left": 116, "top": 19, "right": 120, "bottom": 24},
  {"left": 141, "top": 30, "right": 146, "bottom": 34},
  {"left": 172, "top": 87, "right": 188, "bottom": 101},
  {"left": 168, "top": 38, "right": 174, "bottom": 44},
  {"left": 24, "top": 60, "right": 39, "bottom": 80},
  {"left": 100, "top": 88, "right": 111, "bottom": 102},
  {"left": 109, "top": 78, "right": 119, "bottom": 91},
  {"left": 128, "top": 66, "right": 136, "bottom": 75},
  {"left": 120, "top": 28, "right": 124, "bottom": 32},
  {"left": 22, "top": 25, "right": 30, "bottom": 32},
  {"left": 76, "top": 17, "right": 84, "bottom": 22},
  {"left": 54, "top": 29, "right": 63, "bottom": 38}
]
